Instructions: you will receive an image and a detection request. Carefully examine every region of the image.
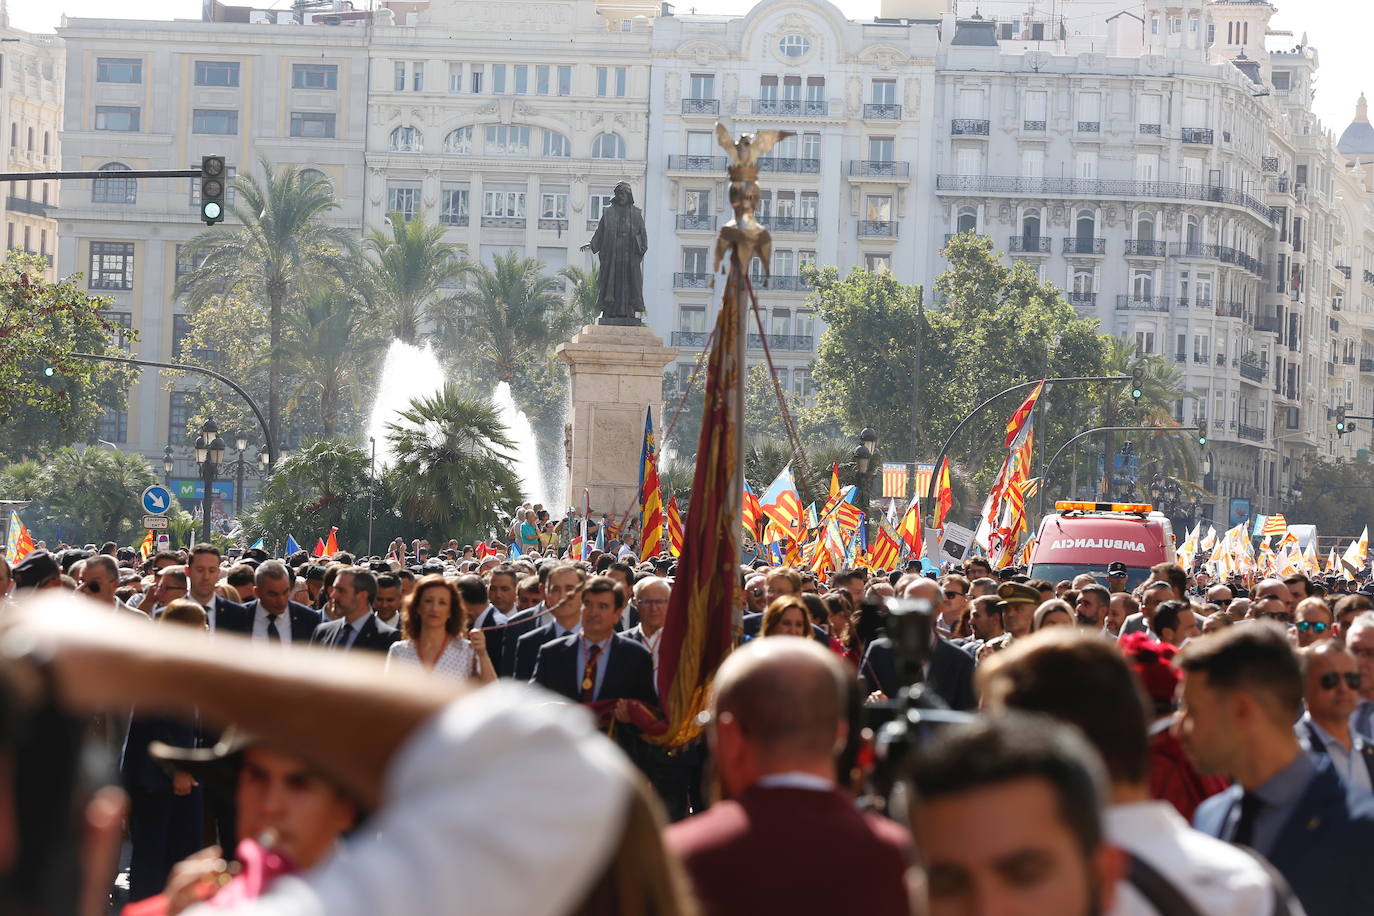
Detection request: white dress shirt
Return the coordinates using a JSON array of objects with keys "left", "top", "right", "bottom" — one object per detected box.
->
[
  {"left": 1298, "top": 713, "right": 1374, "bottom": 795},
  {"left": 185, "top": 683, "right": 632, "bottom": 916},
  {"left": 253, "top": 604, "right": 292, "bottom": 644},
  {"left": 1105, "top": 800, "right": 1284, "bottom": 915}
]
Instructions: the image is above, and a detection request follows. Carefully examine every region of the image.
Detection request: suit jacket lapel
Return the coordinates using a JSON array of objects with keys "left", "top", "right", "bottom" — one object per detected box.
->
[{"left": 1267, "top": 763, "right": 1337, "bottom": 870}]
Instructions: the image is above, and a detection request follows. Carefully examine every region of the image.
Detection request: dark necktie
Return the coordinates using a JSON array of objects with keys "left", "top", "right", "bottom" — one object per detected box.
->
[
  {"left": 340, "top": 622, "right": 354, "bottom": 649},
  {"left": 266, "top": 614, "right": 281, "bottom": 642},
  {"left": 1233, "top": 792, "right": 1264, "bottom": 847},
  {"left": 581, "top": 644, "right": 602, "bottom": 702}
]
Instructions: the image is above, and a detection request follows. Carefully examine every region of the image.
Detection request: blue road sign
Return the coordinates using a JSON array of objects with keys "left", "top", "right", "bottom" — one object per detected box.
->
[{"left": 141, "top": 485, "right": 172, "bottom": 516}]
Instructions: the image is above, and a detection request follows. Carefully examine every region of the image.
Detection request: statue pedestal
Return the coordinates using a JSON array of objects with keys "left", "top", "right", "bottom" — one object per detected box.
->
[{"left": 556, "top": 323, "right": 677, "bottom": 519}]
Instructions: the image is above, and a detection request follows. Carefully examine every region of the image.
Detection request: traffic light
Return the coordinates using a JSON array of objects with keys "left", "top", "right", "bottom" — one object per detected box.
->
[
  {"left": 1336, "top": 407, "right": 1350, "bottom": 436},
  {"left": 200, "top": 155, "right": 226, "bottom": 225},
  {"left": 1198, "top": 433, "right": 1208, "bottom": 447},
  {"left": 1130, "top": 366, "right": 1145, "bottom": 400},
  {"left": 42, "top": 366, "right": 54, "bottom": 378}
]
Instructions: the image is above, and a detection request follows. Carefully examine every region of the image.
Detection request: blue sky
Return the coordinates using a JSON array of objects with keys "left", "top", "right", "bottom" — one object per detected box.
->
[{"left": 10, "top": 0, "right": 1367, "bottom": 135}]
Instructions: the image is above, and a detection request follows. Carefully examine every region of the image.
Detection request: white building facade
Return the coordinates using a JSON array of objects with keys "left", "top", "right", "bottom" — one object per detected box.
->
[{"left": 1, "top": 7, "right": 63, "bottom": 281}]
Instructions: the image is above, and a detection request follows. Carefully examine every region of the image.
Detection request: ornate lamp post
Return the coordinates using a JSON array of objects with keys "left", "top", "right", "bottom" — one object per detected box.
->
[
  {"left": 162, "top": 445, "right": 175, "bottom": 486},
  {"left": 193, "top": 419, "right": 225, "bottom": 544},
  {"left": 853, "top": 427, "right": 879, "bottom": 541}
]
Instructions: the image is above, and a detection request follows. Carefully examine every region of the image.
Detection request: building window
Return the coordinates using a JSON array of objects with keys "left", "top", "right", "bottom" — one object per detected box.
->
[
  {"left": 678, "top": 307, "right": 706, "bottom": 332},
  {"left": 386, "top": 185, "right": 420, "bottom": 221},
  {"left": 89, "top": 242, "right": 135, "bottom": 291},
  {"left": 591, "top": 133, "right": 626, "bottom": 159},
  {"left": 412, "top": 62, "right": 424, "bottom": 92},
  {"left": 558, "top": 65, "right": 571, "bottom": 96},
  {"left": 449, "top": 63, "right": 463, "bottom": 93},
  {"left": 289, "top": 112, "right": 336, "bottom": 138},
  {"left": 444, "top": 126, "right": 473, "bottom": 154},
  {"left": 96, "top": 57, "right": 142, "bottom": 83},
  {"left": 536, "top": 65, "right": 550, "bottom": 95},
  {"left": 485, "top": 124, "right": 530, "bottom": 156},
  {"left": 483, "top": 191, "right": 526, "bottom": 218},
  {"left": 690, "top": 73, "right": 714, "bottom": 99},
  {"left": 394, "top": 62, "right": 406, "bottom": 91},
  {"left": 865, "top": 253, "right": 891, "bottom": 273},
  {"left": 175, "top": 245, "right": 206, "bottom": 280},
  {"left": 470, "top": 66, "right": 484, "bottom": 94},
  {"left": 96, "top": 407, "right": 128, "bottom": 444},
  {"left": 542, "top": 130, "right": 571, "bottom": 157},
  {"left": 596, "top": 67, "right": 627, "bottom": 98},
  {"left": 541, "top": 192, "right": 568, "bottom": 220},
  {"left": 778, "top": 34, "right": 810, "bottom": 58},
  {"left": 389, "top": 126, "right": 422, "bottom": 152},
  {"left": 292, "top": 63, "right": 338, "bottom": 90},
  {"left": 872, "top": 79, "right": 896, "bottom": 104},
  {"left": 194, "top": 60, "right": 240, "bottom": 87},
  {"left": 92, "top": 162, "right": 136, "bottom": 205},
  {"left": 514, "top": 65, "right": 528, "bottom": 94},
  {"left": 168, "top": 392, "right": 193, "bottom": 444},
  {"left": 440, "top": 189, "right": 468, "bottom": 224},
  {"left": 101, "top": 310, "right": 133, "bottom": 347},
  {"left": 94, "top": 106, "right": 140, "bottom": 132},
  {"left": 682, "top": 247, "right": 709, "bottom": 274},
  {"left": 493, "top": 64, "right": 507, "bottom": 94},
  {"left": 192, "top": 109, "right": 238, "bottom": 135},
  {"left": 589, "top": 192, "right": 614, "bottom": 222}
]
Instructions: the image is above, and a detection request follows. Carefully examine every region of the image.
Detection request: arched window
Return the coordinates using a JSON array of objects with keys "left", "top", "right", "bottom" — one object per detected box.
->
[
  {"left": 42, "top": 132, "right": 50, "bottom": 156},
  {"left": 591, "top": 132, "right": 626, "bottom": 159},
  {"left": 389, "top": 126, "right": 422, "bottom": 152},
  {"left": 92, "top": 162, "right": 136, "bottom": 205},
  {"left": 1021, "top": 208, "right": 1041, "bottom": 240},
  {"left": 299, "top": 168, "right": 329, "bottom": 192},
  {"left": 956, "top": 206, "right": 978, "bottom": 234},
  {"left": 443, "top": 126, "right": 473, "bottom": 154},
  {"left": 1075, "top": 210, "right": 1096, "bottom": 241},
  {"left": 1186, "top": 216, "right": 1201, "bottom": 246},
  {"left": 1136, "top": 213, "right": 1155, "bottom": 242},
  {"left": 543, "top": 129, "right": 571, "bottom": 158}
]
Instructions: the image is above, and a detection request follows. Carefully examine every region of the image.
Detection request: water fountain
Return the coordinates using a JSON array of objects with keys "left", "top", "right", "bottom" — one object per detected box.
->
[{"left": 366, "top": 339, "right": 555, "bottom": 506}]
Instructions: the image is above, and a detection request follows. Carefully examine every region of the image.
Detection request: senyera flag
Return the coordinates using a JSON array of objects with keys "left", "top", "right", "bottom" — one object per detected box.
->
[
  {"left": 638, "top": 407, "right": 666, "bottom": 561},
  {"left": 759, "top": 463, "right": 805, "bottom": 540},
  {"left": 5, "top": 511, "right": 35, "bottom": 564},
  {"left": 666, "top": 495, "right": 684, "bottom": 558},
  {"left": 651, "top": 264, "right": 742, "bottom": 749}
]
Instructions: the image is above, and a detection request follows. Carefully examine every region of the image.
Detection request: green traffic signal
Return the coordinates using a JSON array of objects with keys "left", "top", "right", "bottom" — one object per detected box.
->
[
  {"left": 1198, "top": 435, "right": 1208, "bottom": 446},
  {"left": 201, "top": 200, "right": 223, "bottom": 222},
  {"left": 43, "top": 366, "right": 54, "bottom": 377},
  {"left": 1130, "top": 366, "right": 1145, "bottom": 400},
  {"left": 200, "top": 155, "right": 226, "bottom": 225}
]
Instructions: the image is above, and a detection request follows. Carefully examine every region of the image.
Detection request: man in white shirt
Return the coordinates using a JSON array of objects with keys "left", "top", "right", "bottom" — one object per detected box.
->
[
  {"left": 1297, "top": 641, "right": 1374, "bottom": 795},
  {"left": 626, "top": 576, "right": 669, "bottom": 682},
  {"left": 981, "top": 628, "right": 1297, "bottom": 915},
  {"left": 188, "top": 544, "right": 250, "bottom": 633}
]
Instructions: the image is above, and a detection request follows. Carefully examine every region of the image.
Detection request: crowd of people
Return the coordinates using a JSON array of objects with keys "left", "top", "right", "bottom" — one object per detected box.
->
[{"left": 4, "top": 515, "right": 1374, "bottom": 915}]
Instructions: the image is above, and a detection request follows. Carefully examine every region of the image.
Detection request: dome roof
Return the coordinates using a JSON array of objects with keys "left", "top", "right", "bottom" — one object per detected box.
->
[{"left": 1338, "top": 94, "right": 1374, "bottom": 158}]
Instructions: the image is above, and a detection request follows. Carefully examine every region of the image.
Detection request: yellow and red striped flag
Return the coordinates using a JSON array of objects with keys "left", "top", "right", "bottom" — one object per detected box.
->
[
  {"left": 638, "top": 408, "right": 666, "bottom": 561},
  {"left": 322, "top": 527, "right": 339, "bottom": 556},
  {"left": 5, "top": 511, "right": 35, "bottom": 564},
  {"left": 742, "top": 481, "right": 763, "bottom": 540},
  {"left": 897, "top": 493, "right": 924, "bottom": 558},
  {"left": 828, "top": 462, "right": 840, "bottom": 503},
  {"left": 666, "top": 495, "right": 684, "bottom": 558},
  {"left": 881, "top": 463, "right": 909, "bottom": 499},
  {"left": 1005, "top": 380, "right": 1045, "bottom": 448},
  {"left": 868, "top": 523, "right": 902, "bottom": 571},
  {"left": 759, "top": 464, "right": 805, "bottom": 540},
  {"left": 139, "top": 529, "right": 154, "bottom": 559},
  {"left": 1261, "top": 513, "right": 1287, "bottom": 538},
  {"left": 933, "top": 457, "right": 953, "bottom": 531}
]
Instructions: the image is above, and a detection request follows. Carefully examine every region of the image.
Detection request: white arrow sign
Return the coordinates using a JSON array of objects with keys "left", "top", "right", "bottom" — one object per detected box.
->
[{"left": 147, "top": 491, "right": 166, "bottom": 510}]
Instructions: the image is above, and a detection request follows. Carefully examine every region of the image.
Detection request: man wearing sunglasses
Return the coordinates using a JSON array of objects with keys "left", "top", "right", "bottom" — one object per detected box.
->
[
  {"left": 1297, "top": 642, "right": 1374, "bottom": 795},
  {"left": 1293, "top": 597, "right": 1335, "bottom": 648}
]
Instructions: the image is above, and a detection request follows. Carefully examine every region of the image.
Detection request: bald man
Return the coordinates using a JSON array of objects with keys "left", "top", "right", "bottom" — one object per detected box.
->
[
  {"left": 858, "top": 577, "right": 976, "bottom": 710},
  {"left": 666, "top": 639, "right": 911, "bottom": 916}
]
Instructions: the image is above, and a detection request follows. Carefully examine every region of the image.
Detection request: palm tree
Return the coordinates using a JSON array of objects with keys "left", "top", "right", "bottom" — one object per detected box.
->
[
  {"left": 385, "top": 383, "right": 524, "bottom": 542},
  {"left": 176, "top": 157, "right": 359, "bottom": 449},
  {"left": 560, "top": 263, "right": 601, "bottom": 324},
  {"left": 442, "top": 252, "right": 571, "bottom": 385},
  {"left": 280, "top": 287, "right": 386, "bottom": 440},
  {"left": 364, "top": 213, "right": 471, "bottom": 344}
]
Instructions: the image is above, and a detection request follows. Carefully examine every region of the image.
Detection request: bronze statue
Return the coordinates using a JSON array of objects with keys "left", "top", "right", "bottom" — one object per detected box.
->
[
  {"left": 582, "top": 181, "right": 648, "bottom": 326},
  {"left": 712, "top": 123, "right": 793, "bottom": 283}
]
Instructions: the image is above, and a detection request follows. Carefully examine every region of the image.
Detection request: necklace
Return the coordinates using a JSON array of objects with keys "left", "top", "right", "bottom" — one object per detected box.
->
[{"left": 417, "top": 634, "right": 452, "bottom": 669}]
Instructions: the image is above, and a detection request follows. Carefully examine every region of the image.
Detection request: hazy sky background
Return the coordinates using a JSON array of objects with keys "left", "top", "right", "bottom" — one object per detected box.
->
[{"left": 8, "top": 0, "right": 1367, "bottom": 137}]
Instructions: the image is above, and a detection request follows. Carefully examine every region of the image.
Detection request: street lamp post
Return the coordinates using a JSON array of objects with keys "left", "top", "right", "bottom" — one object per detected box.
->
[
  {"left": 233, "top": 431, "right": 249, "bottom": 519},
  {"left": 193, "top": 419, "right": 225, "bottom": 544},
  {"left": 853, "top": 427, "right": 879, "bottom": 542},
  {"left": 162, "top": 446, "right": 175, "bottom": 486}
]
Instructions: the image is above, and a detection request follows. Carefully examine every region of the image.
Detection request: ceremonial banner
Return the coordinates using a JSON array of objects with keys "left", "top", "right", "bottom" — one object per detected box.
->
[
  {"left": 742, "top": 481, "right": 763, "bottom": 540},
  {"left": 1261, "top": 513, "right": 1288, "bottom": 538},
  {"left": 914, "top": 464, "right": 935, "bottom": 502},
  {"left": 638, "top": 408, "right": 666, "bottom": 561},
  {"left": 897, "top": 493, "right": 924, "bottom": 558},
  {"left": 759, "top": 464, "right": 805, "bottom": 538},
  {"left": 881, "top": 462, "right": 909, "bottom": 499},
  {"left": 666, "top": 496, "right": 684, "bottom": 557},
  {"left": 933, "top": 458, "right": 953, "bottom": 531},
  {"left": 869, "top": 523, "right": 902, "bottom": 571},
  {"left": 5, "top": 511, "right": 35, "bottom": 565},
  {"left": 652, "top": 277, "right": 742, "bottom": 748}
]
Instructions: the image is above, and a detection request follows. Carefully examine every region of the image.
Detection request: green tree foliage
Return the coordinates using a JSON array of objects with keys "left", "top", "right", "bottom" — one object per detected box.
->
[
  {"left": 810, "top": 234, "right": 1111, "bottom": 515},
  {"left": 177, "top": 158, "right": 359, "bottom": 448},
  {"left": 1089, "top": 338, "right": 1194, "bottom": 501},
  {"left": 364, "top": 213, "right": 470, "bottom": 344},
  {"left": 280, "top": 287, "right": 387, "bottom": 440},
  {"left": 0, "top": 446, "right": 190, "bottom": 546},
  {"left": 244, "top": 439, "right": 408, "bottom": 555},
  {"left": 1287, "top": 456, "right": 1374, "bottom": 540},
  {"left": 0, "top": 252, "right": 139, "bottom": 462},
  {"left": 385, "top": 383, "right": 524, "bottom": 544},
  {"left": 559, "top": 263, "right": 601, "bottom": 324}
]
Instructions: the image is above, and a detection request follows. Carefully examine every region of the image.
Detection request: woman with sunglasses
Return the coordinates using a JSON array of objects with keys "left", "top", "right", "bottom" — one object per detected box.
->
[{"left": 1297, "top": 642, "right": 1374, "bottom": 795}]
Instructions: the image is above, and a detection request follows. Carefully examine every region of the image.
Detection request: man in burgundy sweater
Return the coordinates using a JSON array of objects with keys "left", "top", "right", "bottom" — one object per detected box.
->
[{"left": 665, "top": 637, "right": 912, "bottom": 916}]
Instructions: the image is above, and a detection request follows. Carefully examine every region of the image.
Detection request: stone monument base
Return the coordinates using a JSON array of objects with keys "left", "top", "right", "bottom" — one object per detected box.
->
[{"left": 556, "top": 323, "right": 677, "bottom": 519}]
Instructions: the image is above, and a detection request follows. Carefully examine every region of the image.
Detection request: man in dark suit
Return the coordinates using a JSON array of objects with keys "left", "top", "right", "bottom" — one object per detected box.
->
[
  {"left": 187, "top": 543, "right": 250, "bottom": 634},
  {"left": 471, "top": 564, "right": 519, "bottom": 672},
  {"left": 513, "top": 564, "right": 586, "bottom": 681},
  {"left": 499, "top": 569, "right": 550, "bottom": 677},
  {"left": 666, "top": 637, "right": 911, "bottom": 916},
  {"left": 1183, "top": 623, "right": 1374, "bottom": 914},
  {"left": 311, "top": 566, "right": 399, "bottom": 654},
  {"left": 241, "top": 560, "right": 322, "bottom": 644},
  {"left": 859, "top": 576, "right": 976, "bottom": 710}
]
